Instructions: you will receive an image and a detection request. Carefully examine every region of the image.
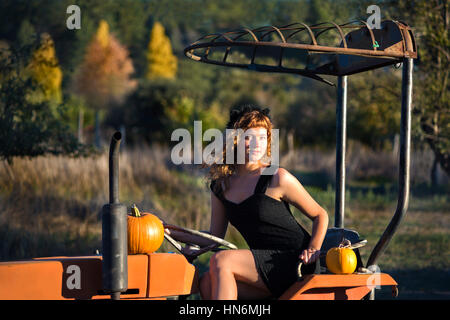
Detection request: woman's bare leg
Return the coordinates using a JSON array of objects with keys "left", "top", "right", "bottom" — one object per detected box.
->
[
  {"left": 206, "top": 249, "right": 271, "bottom": 300},
  {"left": 200, "top": 271, "right": 272, "bottom": 300},
  {"left": 199, "top": 272, "right": 212, "bottom": 300}
]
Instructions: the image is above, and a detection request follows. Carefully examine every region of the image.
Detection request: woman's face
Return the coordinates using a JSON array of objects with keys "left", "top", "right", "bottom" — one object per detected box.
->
[{"left": 244, "top": 127, "right": 268, "bottom": 163}]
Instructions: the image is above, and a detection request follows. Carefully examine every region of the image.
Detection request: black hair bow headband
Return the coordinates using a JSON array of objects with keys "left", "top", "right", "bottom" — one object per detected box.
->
[{"left": 226, "top": 105, "right": 271, "bottom": 129}]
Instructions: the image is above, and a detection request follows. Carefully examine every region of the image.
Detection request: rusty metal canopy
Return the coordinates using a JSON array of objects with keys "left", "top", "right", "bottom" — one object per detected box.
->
[{"left": 184, "top": 20, "right": 417, "bottom": 85}]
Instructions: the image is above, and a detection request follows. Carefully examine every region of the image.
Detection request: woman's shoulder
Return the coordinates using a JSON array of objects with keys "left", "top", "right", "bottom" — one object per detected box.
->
[
  {"left": 272, "top": 167, "right": 293, "bottom": 181},
  {"left": 274, "top": 167, "right": 290, "bottom": 177},
  {"left": 271, "top": 167, "right": 300, "bottom": 189}
]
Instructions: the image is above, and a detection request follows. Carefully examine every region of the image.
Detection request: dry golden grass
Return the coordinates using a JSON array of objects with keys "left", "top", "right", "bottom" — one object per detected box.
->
[{"left": 0, "top": 144, "right": 213, "bottom": 260}]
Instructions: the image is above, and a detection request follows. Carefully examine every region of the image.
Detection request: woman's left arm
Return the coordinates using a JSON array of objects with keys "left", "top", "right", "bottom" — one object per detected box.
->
[{"left": 278, "top": 168, "right": 329, "bottom": 263}]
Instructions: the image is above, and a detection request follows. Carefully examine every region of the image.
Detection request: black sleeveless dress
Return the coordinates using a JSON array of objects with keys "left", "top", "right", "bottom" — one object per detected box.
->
[{"left": 210, "top": 168, "right": 320, "bottom": 298}]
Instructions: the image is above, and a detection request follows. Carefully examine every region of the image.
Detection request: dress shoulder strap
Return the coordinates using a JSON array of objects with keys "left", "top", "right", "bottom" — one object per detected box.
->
[
  {"left": 210, "top": 179, "right": 226, "bottom": 203},
  {"left": 255, "top": 167, "right": 293, "bottom": 212},
  {"left": 254, "top": 173, "right": 274, "bottom": 194}
]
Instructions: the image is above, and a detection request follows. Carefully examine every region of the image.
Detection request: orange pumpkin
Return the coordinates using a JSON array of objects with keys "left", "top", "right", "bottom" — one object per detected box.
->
[
  {"left": 127, "top": 204, "right": 164, "bottom": 254},
  {"left": 325, "top": 239, "right": 357, "bottom": 274}
]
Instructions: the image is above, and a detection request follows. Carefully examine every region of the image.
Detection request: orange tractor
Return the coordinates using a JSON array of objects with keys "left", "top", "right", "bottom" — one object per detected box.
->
[{"left": 0, "top": 20, "right": 416, "bottom": 300}]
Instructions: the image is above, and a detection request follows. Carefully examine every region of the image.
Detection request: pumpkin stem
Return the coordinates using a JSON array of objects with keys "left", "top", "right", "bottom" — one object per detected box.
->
[
  {"left": 131, "top": 204, "right": 141, "bottom": 217},
  {"left": 339, "top": 238, "right": 352, "bottom": 248}
]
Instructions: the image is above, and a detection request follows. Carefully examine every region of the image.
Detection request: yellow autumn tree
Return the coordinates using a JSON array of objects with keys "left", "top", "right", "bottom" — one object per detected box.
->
[
  {"left": 146, "top": 22, "right": 177, "bottom": 79},
  {"left": 27, "top": 33, "right": 62, "bottom": 103},
  {"left": 73, "top": 20, "right": 137, "bottom": 147},
  {"left": 96, "top": 19, "right": 109, "bottom": 48},
  {"left": 73, "top": 20, "right": 136, "bottom": 109}
]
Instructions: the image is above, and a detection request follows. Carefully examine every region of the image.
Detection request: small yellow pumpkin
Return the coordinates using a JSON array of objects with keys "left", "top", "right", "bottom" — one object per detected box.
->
[
  {"left": 325, "top": 239, "right": 357, "bottom": 274},
  {"left": 127, "top": 204, "right": 164, "bottom": 254}
]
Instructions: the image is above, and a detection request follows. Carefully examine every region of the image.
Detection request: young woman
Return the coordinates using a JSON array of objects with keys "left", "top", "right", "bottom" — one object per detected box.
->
[{"left": 169, "top": 105, "right": 328, "bottom": 299}]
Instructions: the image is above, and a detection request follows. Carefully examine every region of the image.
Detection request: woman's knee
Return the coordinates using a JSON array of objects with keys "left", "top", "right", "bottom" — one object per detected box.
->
[{"left": 209, "top": 250, "right": 232, "bottom": 274}]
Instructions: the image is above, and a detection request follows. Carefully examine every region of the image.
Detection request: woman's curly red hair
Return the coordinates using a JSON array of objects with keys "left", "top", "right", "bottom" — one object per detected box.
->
[{"left": 203, "top": 105, "right": 273, "bottom": 193}]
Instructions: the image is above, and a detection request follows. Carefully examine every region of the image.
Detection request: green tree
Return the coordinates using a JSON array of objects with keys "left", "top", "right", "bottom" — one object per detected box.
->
[
  {"left": 412, "top": 0, "right": 450, "bottom": 177},
  {"left": 350, "top": 0, "right": 450, "bottom": 180},
  {"left": 17, "top": 19, "right": 37, "bottom": 47},
  {"left": 347, "top": 69, "right": 402, "bottom": 150},
  {"left": 368, "top": 0, "right": 450, "bottom": 179},
  {"left": 0, "top": 45, "right": 87, "bottom": 164},
  {"left": 283, "top": 79, "right": 337, "bottom": 148},
  {"left": 114, "top": 77, "right": 228, "bottom": 146}
]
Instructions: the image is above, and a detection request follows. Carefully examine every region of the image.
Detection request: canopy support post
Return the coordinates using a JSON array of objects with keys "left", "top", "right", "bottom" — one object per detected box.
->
[
  {"left": 335, "top": 75, "right": 348, "bottom": 228},
  {"left": 366, "top": 58, "right": 412, "bottom": 269}
]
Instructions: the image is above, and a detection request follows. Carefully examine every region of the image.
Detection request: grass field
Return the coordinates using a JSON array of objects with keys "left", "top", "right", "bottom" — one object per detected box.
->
[{"left": 1, "top": 142, "right": 449, "bottom": 299}]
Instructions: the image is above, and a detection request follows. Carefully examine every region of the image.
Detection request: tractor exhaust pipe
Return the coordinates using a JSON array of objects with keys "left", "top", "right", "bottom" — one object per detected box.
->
[{"left": 101, "top": 131, "right": 128, "bottom": 300}]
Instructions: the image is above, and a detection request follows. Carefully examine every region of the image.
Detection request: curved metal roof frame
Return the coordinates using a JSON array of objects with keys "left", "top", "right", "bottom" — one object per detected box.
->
[{"left": 184, "top": 20, "right": 417, "bottom": 85}]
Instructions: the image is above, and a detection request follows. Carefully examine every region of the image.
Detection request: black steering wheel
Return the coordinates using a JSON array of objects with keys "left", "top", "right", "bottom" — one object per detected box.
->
[{"left": 163, "top": 223, "right": 237, "bottom": 262}]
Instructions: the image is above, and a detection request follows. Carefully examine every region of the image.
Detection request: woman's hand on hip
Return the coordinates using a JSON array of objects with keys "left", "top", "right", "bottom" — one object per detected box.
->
[{"left": 299, "top": 248, "right": 320, "bottom": 264}]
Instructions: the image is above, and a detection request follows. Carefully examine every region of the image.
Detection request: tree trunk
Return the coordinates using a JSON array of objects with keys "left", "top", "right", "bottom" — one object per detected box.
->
[
  {"left": 94, "top": 110, "right": 101, "bottom": 149},
  {"left": 286, "top": 129, "right": 295, "bottom": 166},
  {"left": 431, "top": 154, "right": 438, "bottom": 188},
  {"left": 287, "top": 129, "right": 294, "bottom": 156},
  {"left": 77, "top": 108, "right": 84, "bottom": 143},
  {"left": 420, "top": 113, "right": 450, "bottom": 180}
]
